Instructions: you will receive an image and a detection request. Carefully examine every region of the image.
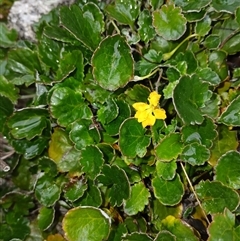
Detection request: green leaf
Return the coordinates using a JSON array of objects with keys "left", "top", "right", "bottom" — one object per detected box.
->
[
  {"left": 69, "top": 119, "right": 100, "bottom": 150},
  {"left": 172, "top": 0, "right": 211, "bottom": 12},
  {"left": 0, "top": 96, "right": 14, "bottom": 132},
  {"left": 38, "top": 157, "right": 58, "bottom": 177},
  {"left": 203, "top": 35, "right": 221, "bottom": 49},
  {"left": 122, "top": 232, "right": 153, "bottom": 241},
  {"left": 97, "top": 165, "right": 130, "bottom": 206},
  {"left": 76, "top": 179, "right": 102, "bottom": 207},
  {"left": 35, "top": 174, "right": 61, "bottom": 207},
  {"left": 152, "top": 174, "right": 184, "bottom": 206},
  {"left": 8, "top": 108, "right": 48, "bottom": 140},
  {"left": 197, "top": 67, "right": 221, "bottom": 85},
  {"left": 218, "top": 95, "right": 240, "bottom": 126},
  {"left": 156, "top": 160, "right": 177, "bottom": 180},
  {"left": 50, "top": 87, "right": 92, "bottom": 127},
  {"left": 208, "top": 209, "right": 240, "bottom": 241},
  {"left": 181, "top": 142, "right": 210, "bottom": 166},
  {"left": 105, "top": 0, "right": 140, "bottom": 29},
  {"left": 215, "top": 151, "right": 240, "bottom": 189},
  {"left": 173, "top": 74, "right": 211, "bottom": 125},
  {"left": 97, "top": 98, "right": 119, "bottom": 125},
  {"left": 195, "top": 15, "right": 211, "bottom": 36},
  {"left": 212, "top": 0, "right": 240, "bottom": 13},
  {"left": 37, "top": 206, "right": 55, "bottom": 231},
  {"left": 0, "top": 23, "right": 18, "bottom": 48},
  {"left": 124, "top": 182, "right": 150, "bottom": 215},
  {"left": 60, "top": 3, "right": 104, "bottom": 50},
  {"left": 209, "top": 50, "right": 228, "bottom": 80},
  {"left": 154, "top": 231, "right": 176, "bottom": 241},
  {"left": 119, "top": 118, "right": 151, "bottom": 158},
  {"left": 92, "top": 35, "right": 134, "bottom": 91},
  {"left": 0, "top": 75, "right": 19, "bottom": 104},
  {"left": 138, "top": 9, "right": 156, "bottom": 42},
  {"left": 160, "top": 216, "right": 198, "bottom": 241},
  {"left": 80, "top": 145, "right": 104, "bottom": 179},
  {"left": 150, "top": 0, "right": 164, "bottom": 10},
  {"left": 155, "top": 133, "right": 183, "bottom": 162},
  {"left": 236, "top": 7, "right": 240, "bottom": 26},
  {"left": 196, "top": 180, "right": 239, "bottom": 214},
  {"left": 182, "top": 117, "right": 217, "bottom": 148},
  {"left": 64, "top": 178, "right": 88, "bottom": 202},
  {"left": 153, "top": 4, "right": 187, "bottom": 40},
  {"left": 63, "top": 206, "right": 111, "bottom": 241},
  {"left": 208, "top": 125, "right": 238, "bottom": 166},
  {"left": 104, "top": 100, "right": 131, "bottom": 136}
]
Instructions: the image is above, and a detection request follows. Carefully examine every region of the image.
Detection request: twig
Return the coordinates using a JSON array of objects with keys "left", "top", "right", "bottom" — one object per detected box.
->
[
  {"left": 180, "top": 162, "right": 210, "bottom": 225},
  {"left": 0, "top": 159, "right": 10, "bottom": 172}
]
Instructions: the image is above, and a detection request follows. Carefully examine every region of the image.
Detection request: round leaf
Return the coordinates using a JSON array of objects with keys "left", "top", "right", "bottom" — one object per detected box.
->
[
  {"left": 152, "top": 174, "right": 184, "bottom": 206},
  {"left": 156, "top": 161, "right": 177, "bottom": 180},
  {"left": 153, "top": 4, "right": 187, "bottom": 40},
  {"left": 155, "top": 133, "right": 183, "bottom": 162},
  {"left": 50, "top": 87, "right": 92, "bottom": 127},
  {"left": 196, "top": 180, "right": 240, "bottom": 214},
  {"left": 92, "top": 35, "right": 134, "bottom": 91},
  {"left": 63, "top": 206, "right": 111, "bottom": 241},
  {"left": 37, "top": 207, "right": 55, "bottom": 231},
  {"left": 212, "top": 0, "right": 240, "bottom": 13},
  {"left": 218, "top": 95, "right": 240, "bottom": 126},
  {"left": 119, "top": 118, "right": 151, "bottom": 158},
  {"left": 124, "top": 182, "right": 150, "bottom": 216},
  {"left": 154, "top": 231, "right": 176, "bottom": 241},
  {"left": 173, "top": 74, "right": 211, "bottom": 125},
  {"left": 172, "top": 0, "right": 211, "bottom": 12},
  {"left": 195, "top": 15, "right": 211, "bottom": 36},
  {"left": 80, "top": 145, "right": 104, "bottom": 179},
  {"left": 8, "top": 108, "right": 48, "bottom": 140},
  {"left": 215, "top": 151, "right": 240, "bottom": 189},
  {"left": 181, "top": 143, "right": 210, "bottom": 166}
]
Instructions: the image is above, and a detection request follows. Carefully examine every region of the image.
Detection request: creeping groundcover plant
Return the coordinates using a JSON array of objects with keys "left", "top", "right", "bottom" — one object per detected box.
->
[{"left": 1, "top": 0, "right": 240, "bottom": 240}]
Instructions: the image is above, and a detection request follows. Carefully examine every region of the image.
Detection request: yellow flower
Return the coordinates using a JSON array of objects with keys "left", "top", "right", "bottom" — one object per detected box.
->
[{"left": 132, "top": 91, "right": 166, "bottom": 128}]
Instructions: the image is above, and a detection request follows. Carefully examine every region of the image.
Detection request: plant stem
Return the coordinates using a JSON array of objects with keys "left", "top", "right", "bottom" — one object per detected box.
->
[
  {"left": 163, "top": 34, "right": 198, "bottom": 61},
  {"left": 180, "top": 162, "right": 210, "bottom": 225},
  {"left": 110, "top": 19, "right": 120, "bottom": 35},
  {"left": 219, "top": 28, "right": 240, "bottom": 49},
  {"left": 133, "top": 68, "right": 159, "bottom": 82}
]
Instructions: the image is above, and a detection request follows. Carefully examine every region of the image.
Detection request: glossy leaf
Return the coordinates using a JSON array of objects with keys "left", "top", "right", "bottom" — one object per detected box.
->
[
  {"left": 8, "top": 108, "right": 48, "bottom": 140},
  {"left": 208, "top": 125, "right": 238, "bottom": 166},
  {"left": 105, "top": 0, "right": 140, "bottom": 29},
  {"left": 215, "top": 151, "right": 240, "bottom": 189},
  {"left": 119, "top": 118, "right": 151, "bottom": 158},
  {"left": 160, "top": 216, "right": 198, "bottom": 241},
  {"left": 60, "top": 3, "right": 104, "bottom": 50},
  {"left": 37, "top": 207, "right": 55, "bottom": 231},
  {"left": 124, "top": 182, "right": 150, "bottom": 216},
  {"left": 63, "top": 206, "right": 111, "bottom": 241},
  {"left": 153, "top": 4, "right": 187, "bottom": 40},
  {"left": 203, "top": 35, "right": 220, "bottom": 49},
  {"left": 69, "top": 119, "right": 100, "bottom": 150},
  {"left": 156, "top": 160, "right": 177, "bottom": 180},
  {"left": 0, "top": 23, "right": 18, "bottom": 48},
  {"left": 173, "top": 74, "right": 211, "bottom": 125},
  {"left": 197, "top": 67, "right": 221, "bottom": 86},
  {"left": 92, "top": 35, "right": 134, "bottom": 91},
  {"left": 182, "top": 117, "right": 217, "bottom": 148},
  {"left": 172, "top": 0, "right": 211, "bottom": 12},
  {"left": 212, "top": 0, "right": 240, "bottom": 13},
  {"left": 152, "top": 174, "right": 184, "bottom": 206},
  {"left": 196, "top": 180, "right": 240, "bottom": 214},
  {"left": 195, "top": 15, "right": 211, "bottom": 36},
  {"left": 0, "top": 75, "right": 19, "bottom": 104},
  {"left": 122, "top": 232, "right": 153, "bottom": 241},
  {"left": 50, "top": 87, "right": 92, "bottom": 127},
  {"left": 218, "top": 95, "right": 240, "bottom": 126},
  {"left": 80, "top": 145, "right": 104, "bottom": 179},
  {"left": 155, "top": 133, "right": 183, "bottom": 162},
  {"left": 97, "top": 165, "right": 130, "bottom": 206},
  {"left": 208, "top": 209, "right": 240, "bottom": 241},
  {"left": 154, "top": 231, "right": 176, "bottom": 241},
  {"left": 138, "top": 10, "right": 156, "bottom": 42},
  {"left": 64, "top": 178, "right": 87, "bottom": 202},
  {"left": 181, "top": 143, "right": 210, "bottom": 166}
]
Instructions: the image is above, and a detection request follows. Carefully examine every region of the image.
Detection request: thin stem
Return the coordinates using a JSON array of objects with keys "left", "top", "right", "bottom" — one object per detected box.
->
[
  {"left": 180, "top": 162, "right": 210, "bottom": 225},
  {"left": 163, "top": 34, "right": 198, "bottom": 61},
  {"left": 155, "top": 69, "right": 163, "bottom": 92},
  {"left": 133, "top": 68, "right": 159, "bottom": 82},
  {"left": 219, "top": 28, "right": 240, "bottom": 49},
  {"left": 19, "top": 94, "right": 35, "bottom": 99},
  {"left": 0, "top": 159, "right": 10, "bottom": 172},
  {"left": 110, "top": 19, "right": 121, "bottom": 35}
]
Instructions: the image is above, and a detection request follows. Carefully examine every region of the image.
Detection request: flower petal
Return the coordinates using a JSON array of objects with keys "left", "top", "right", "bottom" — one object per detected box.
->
[
  {"left": 153, "top": 108, "right": 167, "bottom": 120},
  {"left": 135, "top": 108, "right": 151, "bottom": 122},
  {"left": 142, "top": 113, "right": 156, "bottom": 127},
  {"left": 132, "top": 102, "right": 149, "bottom": 111},
  {"left": 148, "top": 91, "right": 161, "bottom": 107}
]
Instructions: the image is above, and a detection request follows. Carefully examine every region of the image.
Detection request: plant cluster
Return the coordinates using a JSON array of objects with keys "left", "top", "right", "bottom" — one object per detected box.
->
[{"left": 0, "top": 0, "right": 240, "bottom": 240}]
